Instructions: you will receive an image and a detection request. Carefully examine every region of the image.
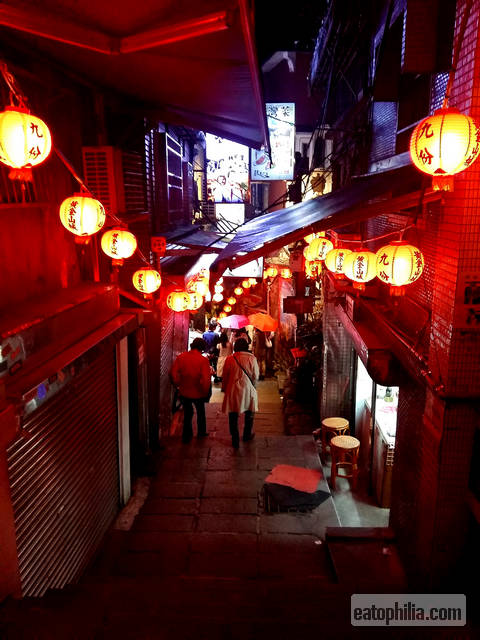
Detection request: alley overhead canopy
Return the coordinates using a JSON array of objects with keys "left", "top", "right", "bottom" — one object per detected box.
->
[
  {"left": 210, "top": 161, "right": 441, "bottom": 276},
  {"left": 0, "top": 0, "right": 268, "bottom": 149}
]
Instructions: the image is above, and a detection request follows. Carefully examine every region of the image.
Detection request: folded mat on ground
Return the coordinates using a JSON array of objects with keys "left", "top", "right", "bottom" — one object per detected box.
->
[
  {"left": 264, "top": 464, "right": 323, "bottom": 493},
  {"left": 263, "top": 482, "right": 331, "bottom": 510}
]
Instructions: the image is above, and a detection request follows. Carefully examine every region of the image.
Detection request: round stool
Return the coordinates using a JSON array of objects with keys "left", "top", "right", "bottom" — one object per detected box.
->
[
  {"left": 330, "top": 435, "right": 360, "bottom": 490},
  {"left": 320, "top": 417, "right": 350, "bottom": 460}
]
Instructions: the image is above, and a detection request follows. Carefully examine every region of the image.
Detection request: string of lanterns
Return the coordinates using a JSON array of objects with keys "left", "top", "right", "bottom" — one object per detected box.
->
[
  {"left": 304, "top": 232, "right": 425, "bottom": 296},
  {"left": 0, "top": 59, "right": 169, "bottom": 300}
]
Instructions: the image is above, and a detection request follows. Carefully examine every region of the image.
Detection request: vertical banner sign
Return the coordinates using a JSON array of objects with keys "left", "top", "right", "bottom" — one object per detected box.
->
[{"left": 251, "top": 103, "right": 295, "bottom": 180}]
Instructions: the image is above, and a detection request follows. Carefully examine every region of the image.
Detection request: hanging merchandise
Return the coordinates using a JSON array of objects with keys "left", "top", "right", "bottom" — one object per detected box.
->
[
  {"left": 324, "top": 248, "right": 352, "bottom": 278},
  {"left": 59, "top": 194, "right": 105, "bottom": 241},
  {"left": 132, "top": 268, "right": 161, "bottom": 296},
  {"left": 280, "top": 267, "right": 292, "bottom": 279},
  {"left": 342, "top": 250, "right": 377, "bottom": 290},
  {"left": 167, "top": 291, "right": 191, "bottom": 312},
  {"left": 376, "top": 241, "right": 424, "bottom": 296},
  {"left": 410, "top": 108, "right": 480, "bottom": 190},
  {"left": 101, "top": 229, "right": 137, "bottom": 265}
]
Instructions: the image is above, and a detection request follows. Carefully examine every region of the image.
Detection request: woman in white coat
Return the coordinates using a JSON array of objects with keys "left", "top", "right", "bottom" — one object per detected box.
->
[{"left": 221, "top": 338, "right": 260, "bottom": 448}]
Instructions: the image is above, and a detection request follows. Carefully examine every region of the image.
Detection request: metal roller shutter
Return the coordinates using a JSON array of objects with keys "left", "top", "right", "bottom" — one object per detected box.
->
[{"left": 6, "top": 349, "right": 119, "bottom": 597}]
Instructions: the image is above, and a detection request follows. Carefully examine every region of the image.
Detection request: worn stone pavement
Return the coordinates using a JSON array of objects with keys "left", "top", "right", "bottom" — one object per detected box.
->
[{"left": 0, "top": 381, "right": 473, "bottom": 639}]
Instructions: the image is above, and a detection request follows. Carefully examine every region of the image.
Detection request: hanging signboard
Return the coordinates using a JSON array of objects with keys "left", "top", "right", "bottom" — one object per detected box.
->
[
  {"left": 206, "top": 134, "right": 249, "bottom": 203},
  {"left": 251, "top": 103, "right": 295, "bottom": 181},
  {"left": 454, "top": 272, "right": 480, "bottom": 330}
]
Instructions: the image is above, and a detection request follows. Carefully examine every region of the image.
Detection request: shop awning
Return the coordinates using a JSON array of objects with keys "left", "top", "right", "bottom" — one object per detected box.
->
[
  {"left": 210, "top": 162, "right": 441, "bottom": 276},
  {"left": 0, "top": 0, "right": 268, "bottom": 149}
]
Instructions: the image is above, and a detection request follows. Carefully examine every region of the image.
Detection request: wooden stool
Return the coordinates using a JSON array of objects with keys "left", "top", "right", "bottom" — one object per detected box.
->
[
  {"left": 330, "top": 435, "right": 360, "bottom": 490},
  {"left": 320, "top": 417, "right": 350, "bottom": 461}
]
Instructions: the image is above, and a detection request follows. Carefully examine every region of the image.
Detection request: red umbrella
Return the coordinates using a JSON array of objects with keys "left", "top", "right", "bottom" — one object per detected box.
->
[
  {"left": 218, "top": 314, "right": 250, "bottom": 329},
  {"left": 248, "top": 312, "right": 278, "bottom": 331}
]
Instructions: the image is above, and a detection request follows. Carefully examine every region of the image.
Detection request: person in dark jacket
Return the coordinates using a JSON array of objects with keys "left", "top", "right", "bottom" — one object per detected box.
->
[{"left": 171, "top": 338, "right": 212, "bottom": 443}]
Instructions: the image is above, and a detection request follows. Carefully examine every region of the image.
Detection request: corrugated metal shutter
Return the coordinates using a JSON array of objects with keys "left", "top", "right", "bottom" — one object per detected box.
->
[{"left": 6, "top": 349, "right": 119, "bottom": 597}]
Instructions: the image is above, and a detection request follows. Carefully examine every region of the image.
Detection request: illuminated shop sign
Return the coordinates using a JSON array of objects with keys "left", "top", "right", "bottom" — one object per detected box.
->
[
  {"left": 206, "top": 133, "right": 249, "bottom": 203},
  {"left": 251, "top": 103, "right": 295, "bottom": 181}
]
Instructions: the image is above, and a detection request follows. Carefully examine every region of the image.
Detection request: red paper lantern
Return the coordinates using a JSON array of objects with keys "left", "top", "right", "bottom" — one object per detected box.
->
[
  {"left": 241, "top": 279, "right": 252, "bottom": 288},
  {"left": 324, "top": 248, "right": 352, "bottom": 278},
  {"left": 0, "top": 106, "right": 52, "bottom": 170},
  {"left": 410, "top": 107, "right": 480, "bottom": 190},
  {"left": 227, "top": 297, "right": 237, "bottom": 305},
  {"left": 264, "top": 266, "right": 278, "bottom": 279},
  {"left": 280, "top": 267, "right": 292, "bottom": 278},
  {"left": 101, "top": 229, "right": 137, "bottom": 265},
  {"left": 132, "top": 269, "right": 161, "bottom": 296},
  {"left": 188, "top": 292, "right": 203, "bottom": 310},
  {"left": 167, "top": 291, "right": 191, "bottom": 312},
  {"left": 234, "top": 286, "right": 244, "bottom": 296},
  {"left": 342, "top": 250, "right": 377, "bottom": 290},
  {"left": 223, "top": 304, "right": 232, "bottom": 313},
  {"left": 376, "top": 241, "right": 424, "bottom": 296},
  {"left": 59, "top": 194, "right": 105, "bottom": 241}
]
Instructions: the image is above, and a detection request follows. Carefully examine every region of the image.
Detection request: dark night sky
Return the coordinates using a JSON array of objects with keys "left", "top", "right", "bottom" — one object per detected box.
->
[{"left": 254, "top": 0, "right": 328, "bottom": 64}]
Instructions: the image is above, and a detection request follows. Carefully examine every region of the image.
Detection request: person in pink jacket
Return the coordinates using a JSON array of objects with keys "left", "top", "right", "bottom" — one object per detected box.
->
[
  {"left": 171, "top": 338, "right": 212, "bottom": 443},
  {"left": 221, "top": 338, "right": 260, "bottom": 448}
]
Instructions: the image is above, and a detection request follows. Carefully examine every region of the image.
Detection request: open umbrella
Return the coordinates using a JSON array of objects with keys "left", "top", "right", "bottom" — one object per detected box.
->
[
  {"left": 218, "top": 314, "right": 250, "bottom": 329},
  {"left": 248, "top": 312, "right": 278, "bottom": 332}
]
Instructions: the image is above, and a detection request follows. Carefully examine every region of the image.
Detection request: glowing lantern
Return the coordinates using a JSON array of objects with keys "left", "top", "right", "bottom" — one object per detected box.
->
[
  {"left": 219, "top": 312, "right": 227, "bottom": 319},
  {"left": 132, "top": 269, "right": 161, "bottom": 296},
  {"left": 264, "top": 266, "right": 278, "bottom": 279},
  {"left": 188, "top": 292, "right": 203, "bottom": 310},
  {"left": 315, "top": 237, "right": 334, "bottom": 260},
  {"left": 303, "top": 243, "right": 317, "bottom": 261},
  {"left": 305, "top": 259, "right": 322, "bottom": 279},
  {"left": 101, "top": 229, "right": 137, "bottom": 265},
  {"left": 280, "top": 267, "right": 292, "bottom": 279},
  {"left": 343, "top": 250, "right": 377, "bottom": 291},
  {"left": 214, "top": 284, "right": 224, "bottom": 293},
  {"left": 187, "top": 279, "right": 209, "bottom": 297},
  {"left": 0, "top": 107, "right": 52, "bottom": 170},
  {"left": 224, "top": 305, "right": 232, "bottom": 313},
  {"left": 212, "top": 292, "right": 223, "bottom": 303},
  {"left": 59, "top": 194, "right": 105, "bottom": 241},
  {"left": 241, "top": 279, "right": 252, "bottom": 288},
  {"left": 410, "top": 108, "right": 480, "bottom": 190},
  {"left": 217, "top": 277, "right": 223, "bottom": 284},
  {"left": 303, "top": 231, "right": 325, "bottom": 244},
  {"left": 376, "top": 241, "right": 424, "bottom": 296},
  {"left": 234, "top": 286, "right": 244, "bottom": 296},
  {"left": 167, "top": 291, "right": 190, "bottom": 312},
  {"left": 227, "top": 297, "right": 237, "bottom": 305},
  {"left": 249, "top": 278, "right": 257, "bottom": 285},
  {"left": 325, "top": 248, "right": 352, "bottom": 278}
]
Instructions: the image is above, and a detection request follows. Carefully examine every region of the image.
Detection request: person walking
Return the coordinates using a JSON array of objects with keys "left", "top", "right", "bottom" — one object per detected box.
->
[
  {"left": 252, "top": 328, "right": 267, "bottom": 380},
  {"left": 203, "top": 321, "right": 220, "bottom": 382},
  {"left": 170, "top": 338, "right": 212, "bottom": 443},
  {"left": 221, "top": 338, "right": 259, "bottom": 448},
  {"left": 216, "top": 330, "right": 233, "bottom": 381}
]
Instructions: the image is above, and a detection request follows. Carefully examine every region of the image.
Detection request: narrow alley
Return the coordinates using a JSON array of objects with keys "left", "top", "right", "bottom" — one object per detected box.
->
[{"left": 0, "top": 380, "right": 445, "bottom": 639}]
